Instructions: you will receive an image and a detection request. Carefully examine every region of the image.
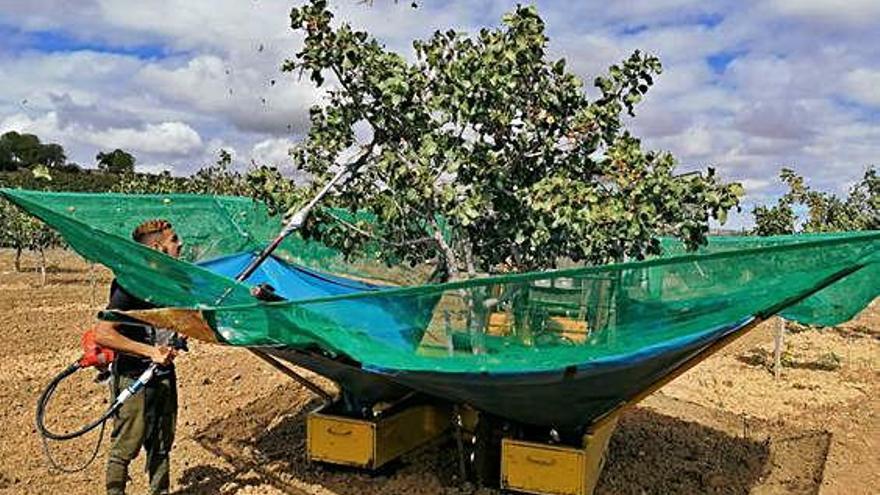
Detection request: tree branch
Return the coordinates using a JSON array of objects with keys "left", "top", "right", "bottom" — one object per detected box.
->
[
  {"left": 322, "top": 209, "right": 434, "bottom": 248},
  {"left": 330, "top": 64, "right": 386, "bottom": 137},
  {"left": 431, "top": 218, "right": 459, "bottom": 279}
]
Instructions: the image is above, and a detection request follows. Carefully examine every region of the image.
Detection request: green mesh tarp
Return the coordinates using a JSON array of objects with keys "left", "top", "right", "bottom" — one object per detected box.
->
[
  {"left": 5, "top": 188, "right": 880, "bottom": 426},
  {"left": 659, "top": 234, "right": 880, "bottom": 326},
  {"left": 0, "top": 189, "right": 401, "bottom": 293},
  {"left": 3, "top": 188, "right": 879, "bottom": 373}
]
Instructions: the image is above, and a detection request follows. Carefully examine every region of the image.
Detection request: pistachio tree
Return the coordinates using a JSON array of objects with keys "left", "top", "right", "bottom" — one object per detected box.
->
[
  {"left": 281, "top": 1, "right": 741, "bottom": 279},
  {"left": 753, "top": 167, "right": 879, "bottom": 235},
  {"left": 752, "top": 169, "right": 799, "bottom": 236},
  {"left": 0, "top": 169, "right": 59, "bottom": 281}
]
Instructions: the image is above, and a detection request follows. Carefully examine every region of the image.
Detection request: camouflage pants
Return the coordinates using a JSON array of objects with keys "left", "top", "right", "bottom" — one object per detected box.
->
[{"left": 106, "top": 372, "right": 177, "bottom": 495}]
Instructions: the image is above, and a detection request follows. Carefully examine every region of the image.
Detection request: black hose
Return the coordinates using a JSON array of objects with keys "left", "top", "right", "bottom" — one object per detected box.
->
[
  {"left": 35, "top": 362, "right": 120, "bottom": 472},
  {"left": 36, "top": 363, "right": 121, "bottom": 440},
  {"left": 39, "top": 416, "right": 107, "bottom": 473}
]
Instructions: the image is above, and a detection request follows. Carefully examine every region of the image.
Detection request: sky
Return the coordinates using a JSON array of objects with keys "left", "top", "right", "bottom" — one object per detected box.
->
[{"left": 0, "top": 1, "right": 878, "bottom": 229}]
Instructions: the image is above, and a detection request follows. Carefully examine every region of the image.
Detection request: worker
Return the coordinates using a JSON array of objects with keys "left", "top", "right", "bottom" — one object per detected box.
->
[{"left": 94, "top": 219, "right": 182, "bottom": 495}]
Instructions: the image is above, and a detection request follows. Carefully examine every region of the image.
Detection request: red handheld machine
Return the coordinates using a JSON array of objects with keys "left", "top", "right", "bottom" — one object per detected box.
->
[{"left": 78, "top": 328, "right": 115, "bottom": 369}]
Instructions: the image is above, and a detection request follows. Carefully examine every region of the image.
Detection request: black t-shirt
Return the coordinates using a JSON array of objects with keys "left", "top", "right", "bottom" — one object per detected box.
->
[{"left": 106, "top": 279, "right": 174, "bottom": 377}]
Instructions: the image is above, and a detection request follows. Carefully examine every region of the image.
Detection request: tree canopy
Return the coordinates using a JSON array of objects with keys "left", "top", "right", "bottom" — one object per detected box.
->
[
  {"left": 279, "top": 1, "right": 741, "bottom": 279},
  {"left": 753, "top": 167, "right": 879, "bottom": 235},
  {"left": 0, "top": 131, "right": 67, "bottom": 171},
  {"left": 97, "top": 148, "right": 136, "bottom": 174}
]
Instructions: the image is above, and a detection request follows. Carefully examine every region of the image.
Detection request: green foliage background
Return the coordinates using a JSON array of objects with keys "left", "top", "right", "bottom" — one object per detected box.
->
[{"left": 753, "top": 167, "right": 879, "bottom": 236}]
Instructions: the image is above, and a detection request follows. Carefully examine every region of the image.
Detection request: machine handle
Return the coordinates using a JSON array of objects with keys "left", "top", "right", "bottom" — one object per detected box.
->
[
  {"left": 327, "top": 426, "right": 353, "bottom": 436},
  {"left": 526, "top": 455, "right": 556, "bottom": 466}
]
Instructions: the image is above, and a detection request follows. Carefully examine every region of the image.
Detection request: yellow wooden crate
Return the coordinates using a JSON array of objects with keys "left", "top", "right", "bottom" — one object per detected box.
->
[
  {"left": 307, "top": 403, "right": 451, "bottom": 469},
  {"left": 500, "top": 416, "right": 618, "bottom": 495},
  {"left": 545, "top": 316, "right": 589, "bottom": 343},
  {"left": 487, "top": 312, "right": 513, "bottom": 336}
]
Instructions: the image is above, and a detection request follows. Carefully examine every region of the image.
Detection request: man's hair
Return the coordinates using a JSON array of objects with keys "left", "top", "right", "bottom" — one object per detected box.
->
[{"left": 132, "top": 219, "right": 174, "bottom": 245}]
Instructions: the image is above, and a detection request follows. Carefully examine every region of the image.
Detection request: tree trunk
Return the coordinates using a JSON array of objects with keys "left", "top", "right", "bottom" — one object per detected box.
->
[
  {"left": 463, "top": 237, "right": 476, "bottom": 279},
  {"left": 432, "top": 223, "right": 459, "bottom": 281},
  {"left": 38, "top": 248, "right": 47, "bottom": 286},
  {"left": 431, "top": 225, "right": 491, "bottom": 352},
  {"left": 14, "top": 247, "right": 22, "bottom": 272}
]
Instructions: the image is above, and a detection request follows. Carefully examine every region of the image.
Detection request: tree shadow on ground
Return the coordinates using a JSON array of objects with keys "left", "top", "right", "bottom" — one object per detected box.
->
[
  {"left": 15, "top": 264, "right": 86, "bottom": 275},
  {"left": 39, "top": 276, "right": 106, "bottom": 286},
  {"left": 598, "top": 408, "right": 769, "bottom": 494},
  {"left": 735, "top": 348, "right": 844, "bottom": 373},
  {"left": 188, "top": 384, "right": 829, "bottom": 495},
  {"left": 173, "top": 465, "right": 264, "bottom": 495}
]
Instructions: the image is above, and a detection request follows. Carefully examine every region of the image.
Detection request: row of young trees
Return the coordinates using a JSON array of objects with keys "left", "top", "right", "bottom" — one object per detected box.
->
[
  {"left": 0, "top": 147, "right": 302, "bottom": 279},
  {"left": 0, "top": 194, "right": 57, "bottom": 278},
  {"left": 107, "top": 149, "right": 302, "bottom": 206},
  {"left": 1, "top": 130, "right": 151, "bottom": 276}
]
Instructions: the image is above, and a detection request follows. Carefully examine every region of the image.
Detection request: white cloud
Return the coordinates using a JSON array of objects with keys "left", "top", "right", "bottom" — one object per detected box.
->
[
  {"left": 605, "top": 0, "right": 717, "bottom": 21},
  {"left": 734, "top": 101, "right": 814, "bottom": 140},
  {"left": 250, "top": 138, "right": 294, "bottom": 169},
  {"left": 625, "top": 25, "right": 722, "bottom": 64},
  {"left": 767, "top": 0, "right": 880, "bottom": 29},
  {"left": 678, "top": 125, "right": 714, "bottom": 157},
  {"left": 843, "top": 69, "right": 880, "bottom": 107},
  {"left": 136, "top": 54, "right": 318, "bottom": 135},
  {"left": 0, "top": 51, "right": 145, "bottom": 110},
  {"left": 250, "top": 137, "right": 312, "bottom": 185},
  {"left": 0, "top": 111, "right": 63, "bottom": 139},
  {"left": 740, "top": 178, "right": 772, "bottom": 194},
  {"left": 136, "top": 162, "right": 174, "bottom": 174},
  {"left": 1, "top": 111, "right": 203, "bottom": 164},
  {"left": 87, "top": 121, "right": 202, "bottom": 154}
]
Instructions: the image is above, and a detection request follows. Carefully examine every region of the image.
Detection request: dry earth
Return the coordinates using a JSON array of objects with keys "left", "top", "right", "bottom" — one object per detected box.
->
[{"left": 0, "top": 249, "right": 876, "bottom": 494}]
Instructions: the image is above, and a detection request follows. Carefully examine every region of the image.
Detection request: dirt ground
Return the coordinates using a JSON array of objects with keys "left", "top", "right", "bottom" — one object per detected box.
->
[{"left": 0, "top": 249, "right": 877, "bottom": 495}]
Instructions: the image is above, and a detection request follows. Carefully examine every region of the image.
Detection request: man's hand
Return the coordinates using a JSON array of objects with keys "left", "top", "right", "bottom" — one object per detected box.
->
[
  {"left": 96, "top": 321, "right": 172, "bottom": 363},
  {"left": 150, "top": 346, "right": 177, "bottom": 366},
  {"left": 251, "top": 283, "right": 284, "bottom": 302}
]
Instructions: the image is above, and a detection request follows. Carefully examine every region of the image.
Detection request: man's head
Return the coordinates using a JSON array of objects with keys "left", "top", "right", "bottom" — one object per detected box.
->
[{"left": 132, "top": 219, "right": 182, "bottom": 258}]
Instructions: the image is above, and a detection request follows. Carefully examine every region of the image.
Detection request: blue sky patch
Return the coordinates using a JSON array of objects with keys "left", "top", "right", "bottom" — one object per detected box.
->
[
  {"left": 619, "top": 24, "right": 649, "bottom": 36},
  {"left": 707, "top": 50, "right": 744, "bottom": 74},
  {"left": 695, "top": 13, "right": 724, "bottom": 29},
  {"left": 2, "top": 23, "right": 167, "bottom": 60}
]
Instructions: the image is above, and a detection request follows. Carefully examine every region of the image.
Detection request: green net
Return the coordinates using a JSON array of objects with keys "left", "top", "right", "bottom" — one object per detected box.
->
[
  {"left": 0, "top": 188, "right": 407, "bottom": 283},
  {"left": 2, "top": 188, "right": 879, "bottom": 375},
  {"left": 660, "top": 234, "right": 880, "bottom": 326},
  {"left": 208, "top": 232, "right": 878, "bottom": 372},
  {"left": 1, "top": 189, "right": 259, "bottom": 307}
]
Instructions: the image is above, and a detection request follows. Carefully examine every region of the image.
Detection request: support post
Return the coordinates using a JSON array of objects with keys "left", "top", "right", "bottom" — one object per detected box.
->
[
  {"left": 773, "top": 317, "right": 785, "bottom": 380},
  {"left": 89, "top": 263, "right": 97, "bottom": 306}
]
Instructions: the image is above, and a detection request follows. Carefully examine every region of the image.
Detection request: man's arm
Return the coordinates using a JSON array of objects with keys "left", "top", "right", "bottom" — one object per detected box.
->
[{"left": 94, "top": 321, "right": 175, "bottom": 366}]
